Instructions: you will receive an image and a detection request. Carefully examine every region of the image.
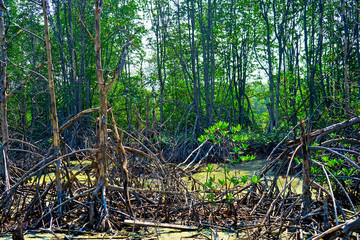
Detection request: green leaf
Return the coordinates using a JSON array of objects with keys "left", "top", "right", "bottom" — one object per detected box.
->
[
  {"left": 251, "top": 175, "right": 261, "bottom": 184},
  {"left": 241, "top": 175, "right": 248, "bottom": 184},
  {"left": 227, "top": 194, "right": 234, "bottom": 204},
  {"left": 242, "top": 143, "right": 249, "bottom": 150},
  {"left": 206, "top": 164, "right": 214, "bottom": 173},
  {"left": 218, "top": 179, "right": 225, "bottom": 186},
  {"left": 229, "top": 177, "right": 239, "bottom": 185}
]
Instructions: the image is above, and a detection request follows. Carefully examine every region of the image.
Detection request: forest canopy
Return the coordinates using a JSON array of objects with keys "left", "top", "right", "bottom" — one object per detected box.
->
[{"left": 0, "top": 0, "right": 358, "bottom": 143}]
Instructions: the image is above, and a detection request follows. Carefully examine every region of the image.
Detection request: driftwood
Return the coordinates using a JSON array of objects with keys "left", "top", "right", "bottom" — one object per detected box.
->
[{"left": 123, "top": 219, "right": 198, "bottom": 231}]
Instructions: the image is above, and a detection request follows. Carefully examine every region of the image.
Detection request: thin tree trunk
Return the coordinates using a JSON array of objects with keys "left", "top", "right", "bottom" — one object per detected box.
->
[
  {"left": 90, "top": 0, "right": 108, "bottom": 227},
  {"left": 42, "top": 0, "right": 62, "bottom": 203},
  {"left": 356, "top": 0, "right": 360, "bottom": 99},
  {"left": 52, "top": 0, "right": 71, "bottom": 117},
  {"left": 67, "top": 0, "right": 79, "bottom": 114},
  {"left": 341, "top": 0, "right": 349, "bottom": 108},
  {"left": 0, "top": 2, "right": 9, "bottom": 190},
  {"left": 190, "top": 0, "right": 201, "bottom": 132},
  {"left": 91, "top": 0, "right": 134, "bottom": 226},
  {"left": 80, "top": 0, "right": 87, "bottom": 127},
  {"left": 260, "top": 1, "right": 276, "bottom": 131},
  {"left": 303, "top": 0, "right": 316, "bottom": 116},
  {"left": 94, "top": 0, "right": 107, "bottom": 190}
]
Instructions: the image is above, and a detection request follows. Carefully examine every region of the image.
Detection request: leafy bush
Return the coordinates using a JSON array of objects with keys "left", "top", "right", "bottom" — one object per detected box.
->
[{"left": 198, "top": 121, "right": 256, "bottom": 164}]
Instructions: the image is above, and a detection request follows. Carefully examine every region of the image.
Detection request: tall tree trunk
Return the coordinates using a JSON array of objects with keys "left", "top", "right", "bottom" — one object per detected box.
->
[
  {"left": 303, "top": 0, "right": 316, "bottom": 116},
  {"left": 94, "top": 0, "right": 107, "bottom": 191},
  {"left": 91, "top": 0, "right": 134, "bottom": 226},
  {"left": 80, "top": 0, "right": 87, "bottom": 127},
  {"left": 189, "top": 0, "right": 201, "bottom": 133},
  {"left": 67, "top": 0, "right": 79, "bottom": 114},
  {"left": 198, "top": 0, "right": 216, "bottom": 127},
  {"left": 153, "top": 0, "right": 166, "bottom": 124},
  {"left": 90, "top": 0, "right": 108, "bottom": 227},
  {"left": 0, "top": 2, "right": 9, "bottom": 190},
  {"left": 356, "top": 0, "right": 360, "bottom": 100},
  {"left": 318, "top": 0, "right": 326, "bottom": 103},
  {"left": 52, "top": 0, "right": 71, "bottom": 118},
  {"left": 42, "top": 0, "right": 62, "bottom": 201},
  {"left": 260, "top": 0, "right": 276, "bottom": 131},
  {"left": 341, "top": 0, "right": 349, "bottom": 108},
  {"left": 272, "top": 0, "right": 290, "bottom": 128}
]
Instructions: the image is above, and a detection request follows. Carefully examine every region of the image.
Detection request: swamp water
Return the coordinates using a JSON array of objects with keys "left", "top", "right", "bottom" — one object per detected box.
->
[
  {"left": 1, "top": 159, "right": 303, "bottom": 239},
  {"left": 192, "top": 159, "right": 303, "bottom": 195},
  {"left": 0, "top": 228, "right": 237, "bottom": 239}
]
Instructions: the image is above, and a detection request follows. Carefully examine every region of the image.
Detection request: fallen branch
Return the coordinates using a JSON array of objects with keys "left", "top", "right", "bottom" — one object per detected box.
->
[
  {"left": 123, "top": 219, "right": 198, "bottom": 231},
  {"left": 59, "top": 108, "right": 99, "bottom": 133},
  {"left": 310, "top": 217, "right": 360, "bottom": 240},
  {"left": 287, "top": 116, "right": 360, "bottom": 148}
]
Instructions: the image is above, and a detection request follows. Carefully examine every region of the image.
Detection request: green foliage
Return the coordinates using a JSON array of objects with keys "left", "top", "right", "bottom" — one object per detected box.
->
[
  {"left": 251, "top": 175, "right": 261, "bottom": 184},
  {"left": 240, "top": 175, "right": 248, "bottom": 184},
  {"left": 294, "top": 157, "right": 302, "bottom": 164},
  {"left": 227, "top": 176, "right": 240, "bottom": 186},
  {"left": 226, "top": 194, "right": 234, "bottom": 204},
  {"left": 204, "top": 176, "right": 217, "bottom": 190},
  {"left": 206, "top": 164, "right": 214, "bottom": 173},
  {"left": 312, "top": 154, "right": 358, "bottom": 187},
  {"left": 240, "top": 154, "right": 256, "bottom": 162},
  {"left": 199, "top": 121, "right": 256, "bottom": 164}
]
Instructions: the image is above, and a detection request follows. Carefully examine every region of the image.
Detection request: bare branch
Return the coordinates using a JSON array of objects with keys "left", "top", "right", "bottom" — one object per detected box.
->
[
  {"left": 59, "top": 107, "right": 99, "bottom": 133},
  {"left": 8, "top": 25, "right": 45, "bottom": 42},
  {"left": 7, "top": 63, "right": 45, "bottom": 99},
  {"left": 78, "top": 13, "right": 96, "bottom": 44},
  {"left": 6, "top": 59, "right": 48, "bottom": 82},
  {"left": 106, "top": 34, "right": 136, "bottom": 91}
]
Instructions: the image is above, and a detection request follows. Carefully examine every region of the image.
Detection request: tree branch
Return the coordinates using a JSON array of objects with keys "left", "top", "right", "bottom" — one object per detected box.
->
[{"left": 7, "top": 63, "right": 45, "bottom": 99}]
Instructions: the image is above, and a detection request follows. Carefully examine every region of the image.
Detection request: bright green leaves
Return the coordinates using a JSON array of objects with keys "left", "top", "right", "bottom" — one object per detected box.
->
[
  {"left": 204, "top": 176, "right": 217, "bottom": 190},
  {"left": 240, "top": 154, "right": 256, "bottom": 162},
  {"left": 198, "top": 135, "right": 208, "bottom": 143},
  {"left": 251, "top": 175, "right": 261, "bottom": 184},
  {"left": 226, "top": 194, "right": 234, "bottom": 204},
  {"left": 199, "top": 121, "right": 256, "bottom": 164},
  {"left": 240, "top": 175, "right": 248, "bottom": 184},
  {"left": 206, "top": 164, "right": 214, "bottom": 173},
  {"left": 231, "top": 124, "right": 242, "bottom": 133},
  {"left": 312, "top": 154, "right": 358, "bottom": 186}
]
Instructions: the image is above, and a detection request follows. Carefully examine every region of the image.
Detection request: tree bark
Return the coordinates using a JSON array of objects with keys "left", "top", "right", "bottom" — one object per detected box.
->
[
  {"left": 341, "top": 0, "right": 350, "bottom": 108},
  {"left": 94, "top": 0, "right": 107, "bottom": 189},
  {"left": 91, "top": 0, "right": 134, "bottom": 226},
  {"left": 300, "top": 120, "right": 311, "bottom": 215},
  {"left": 67, "top": 0, "right": 80, "bottom": 114},
  {"left": 260, "top": 0, "right": 276, "bottom": 131},
  {"left": 0, "top": 2, "right": 9, "bottom": 190},
  {"left": 42, "top": 0, "right": 62, "bottom": 199}
]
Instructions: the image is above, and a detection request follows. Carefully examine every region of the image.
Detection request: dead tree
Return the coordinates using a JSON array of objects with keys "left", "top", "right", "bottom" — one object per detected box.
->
[{"left": 89, "top": 0, "right": 134, "bottom": 228}]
